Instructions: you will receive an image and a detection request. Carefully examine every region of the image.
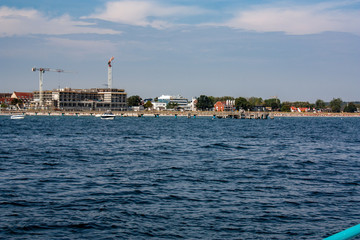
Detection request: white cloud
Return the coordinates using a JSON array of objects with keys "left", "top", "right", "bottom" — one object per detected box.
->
[
  {"left": 45, "top": 37, "right": 117, "bottom": 53},
  {"left": 223, "top": 2, "right": 360, "bottom": 35},
  {"left": 0, "top": 6, "right": 120, "bottom": 37},
  {"left": 1, "top": 1, "right": 359, "bottom": 37},
  {"left": 85, "top": 0, "right": 205, "bottom": 29}
]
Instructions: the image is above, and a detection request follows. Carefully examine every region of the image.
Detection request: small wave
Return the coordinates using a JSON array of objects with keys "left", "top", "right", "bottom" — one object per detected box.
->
[
  {"left": 2, "top": 222, "right": 102, "bottom": 234},
  {"left": 42, "top": 162, "right": 59, "bottom": 166},
  {"left": 243, "top": 135, "right": 258, "bottom": 139},
  {"left": 1, "top": 201, "right": 27, "bottom": 207},
  {"left": 203, "top": 142, "right": 244, "bottom": 150},
  {"left": 341, "top": 181, "right": 360, "bottom": 186}
]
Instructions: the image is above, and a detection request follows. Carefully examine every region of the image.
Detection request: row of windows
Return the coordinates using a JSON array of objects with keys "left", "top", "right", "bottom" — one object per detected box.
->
[
  {"left": 59, "top": 97, "right": 126, "bottom": 101},
  {"left": 59, "top": 103, "right": 126, "bottom": 107}
]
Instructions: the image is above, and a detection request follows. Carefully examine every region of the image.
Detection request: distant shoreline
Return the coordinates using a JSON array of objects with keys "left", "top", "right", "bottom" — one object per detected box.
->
[
  {"left": 1, "top": 110, "right": 359, "bottom": 118},
  {"left": 273, "top": 112, "right": 360, "bottom": 117}
]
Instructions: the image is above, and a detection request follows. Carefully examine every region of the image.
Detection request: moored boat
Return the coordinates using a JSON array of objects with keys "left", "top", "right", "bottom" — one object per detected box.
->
[
  {"left": 11, "top": 114, "right": 25, "bottom": 119},
  {"left": 100, "top": 111, "right": 116, "bottom": 120}
]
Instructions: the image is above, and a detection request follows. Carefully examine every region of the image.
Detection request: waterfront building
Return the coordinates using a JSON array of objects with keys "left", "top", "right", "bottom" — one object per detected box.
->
[
  {"left": 32, "top": 88, "right": 127, "bottom": 111},
  {"left": 151, "top": 102, "right": 167, "bottom": 111},
  {"left": 0, "top": 93, "right": 11, "bottom": 98},
  {"left": 214, "top": 100, "right": 235, "bottom": 111},
  {"left": 132, "top": 105, "right": 145, "bottom": 111},
  {"left": 11, "top": 92, "right": 33, "bottom": 102},
  {"left": 11, "top": 92, "right": 34, "bottom": 108},
  {"left": 0, "top": 93, "right": 12, "bottom": 106},
  {"left": 157, "top": 95, "right": 189, "bottom": 109},
  {"left": 142, "top": 98, "right": 153, "bottom": 104},
  {"left": 0, "top": 97, "right": 12, "bottom": 106},
  {"left": 190, "top": 98, "right": 198, "bottom": 111},
  {"left": 33, "top": 90, "right": 56, "bottom": 109},
  {"left": 290, "top": 106, "right": 310, "bottom": 112}
]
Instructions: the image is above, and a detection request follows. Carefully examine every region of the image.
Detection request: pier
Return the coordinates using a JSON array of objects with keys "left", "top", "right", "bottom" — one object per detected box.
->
[{"left": 214, "top": 112, "right": 270, "bottom": 119}]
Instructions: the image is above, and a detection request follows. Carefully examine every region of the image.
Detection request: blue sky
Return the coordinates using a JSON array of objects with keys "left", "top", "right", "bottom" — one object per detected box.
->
[{"left": 1, "top": 0, "right": 359, "bottom": 102}]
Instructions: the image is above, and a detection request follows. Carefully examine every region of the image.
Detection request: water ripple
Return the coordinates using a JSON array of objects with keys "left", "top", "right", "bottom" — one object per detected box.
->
[{"left": 0, "top": 116, "right": 359, "bottom": 239}]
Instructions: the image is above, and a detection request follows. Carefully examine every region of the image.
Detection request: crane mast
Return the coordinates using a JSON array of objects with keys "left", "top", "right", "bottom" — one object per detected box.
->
[
  {"left": 108, "top": 57, "right": 114, "bottom": 89},
  {"left": 32, "top": 67, "right": 65, "bottom": 109}
]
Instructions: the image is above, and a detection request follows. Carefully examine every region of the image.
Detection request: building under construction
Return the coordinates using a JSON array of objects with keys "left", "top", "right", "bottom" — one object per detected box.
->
[
  {"left": 32, "top": 88, "right": 127, "bottom": 111},
  {"left": 31, "top": 57, "right": 127, "bottom": 111}
]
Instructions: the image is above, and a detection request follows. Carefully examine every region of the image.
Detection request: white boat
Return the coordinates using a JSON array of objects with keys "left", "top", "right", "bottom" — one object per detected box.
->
[
  {"left": 11, "top": 114, "right": 25, "bottom": 119},
  {"left": 100, "top": 112, "right": 116, "bottom": 120},
  {"left": 94, "top": 114, "right": 102, "bottom": 117}
]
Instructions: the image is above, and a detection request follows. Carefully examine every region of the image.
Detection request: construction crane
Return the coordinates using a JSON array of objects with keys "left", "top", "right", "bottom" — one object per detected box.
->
[
  {"left": 31, "top": 67, "right": 66, "bottom": 108},
  {"left": 107, "top": 56, "right": 114, "bottom": 89}
]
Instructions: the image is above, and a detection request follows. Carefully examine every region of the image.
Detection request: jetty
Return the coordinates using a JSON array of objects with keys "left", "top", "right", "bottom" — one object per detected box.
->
[{"left": 213, "top": 112, "right": 270, "bottom": 119}]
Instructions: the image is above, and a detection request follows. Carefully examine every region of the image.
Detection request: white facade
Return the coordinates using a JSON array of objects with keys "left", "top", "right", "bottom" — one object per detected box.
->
[
  {"left": 132, "top": 105, "right": 145, "bottom": 111},
  {"left": 190, "top": 97, "right": 197, "bottom": 111},
  {"left": 152, "top": 102, "right": 167, "bottom": 111},
  {"left": 157, "top": 94, "right": 189, "bottom": 108}
]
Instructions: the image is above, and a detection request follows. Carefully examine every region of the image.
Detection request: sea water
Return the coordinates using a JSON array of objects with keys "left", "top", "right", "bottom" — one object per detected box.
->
[{"left": 0, "top": 116, "right": 359, "bottom": 239}]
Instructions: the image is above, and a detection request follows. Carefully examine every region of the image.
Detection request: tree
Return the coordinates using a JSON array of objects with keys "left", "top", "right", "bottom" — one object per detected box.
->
[
  {"left": 235, "top": 97, "right": 250, "bottom": 110},
  {"left": 196, "top": 95, "right": 214, "bottom": 110},
  {"left": 329, "top": 98, "right": 342, "bottom": 112},
  {"left": 144, "top": 101, "right": 153, "bottom": 109},
  {"left": 166, "top": 102, "right": 178, "bottom": 109},
  {"left": 315, "top": 99, "right": 326, "bottom": 109},
  {"left": 127, "top": 95, "right": 142, "bottom": 107},
  {"left": 11, "top": 98, "right": 23, "bottom": 109},
  {"left": 281, "top": 102, "right": 291, "bottom": 112},
  {"left": 343, "top": 102, "right": 357, "bottom": 113},
  {"left": 11, "top": 98, "right": 22, "bottom": 105},
  {"left": 292, "top": 101, "right": 311, "bottom": 108},
  {"left": 248, "top": 97, "right": 263, "bottom": 108},
  {"left": 264, "top": 98, "right": 281, "bottom": 111},
  {"left": 208, "top": 96, "right": 217, "bottom": 105},
  {"left": 217, "top": 96, "right": 235, "bottom": 102}
]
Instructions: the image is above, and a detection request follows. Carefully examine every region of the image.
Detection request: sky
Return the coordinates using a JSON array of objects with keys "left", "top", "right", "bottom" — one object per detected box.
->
[{"left": 0, "top": 0, "right": 359, "bottom": 102}]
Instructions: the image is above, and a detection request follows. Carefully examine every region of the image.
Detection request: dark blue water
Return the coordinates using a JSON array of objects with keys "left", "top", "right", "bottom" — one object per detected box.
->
[{"left": 0, "top": 116, "right": 359, "bottom": 239}]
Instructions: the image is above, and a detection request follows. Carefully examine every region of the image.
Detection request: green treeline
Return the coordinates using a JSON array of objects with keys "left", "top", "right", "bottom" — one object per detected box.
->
[
  {"left": 120, "top": 94, "right": 359, "bottom": 113},
  {"left": 195, "top": 95, "right": 359, "bottom": 113}
]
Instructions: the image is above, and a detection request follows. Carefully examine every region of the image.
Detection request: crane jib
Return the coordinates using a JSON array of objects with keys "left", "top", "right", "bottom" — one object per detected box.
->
[{"left": 32, "top": 67, "right": 64, "bottom": 73}]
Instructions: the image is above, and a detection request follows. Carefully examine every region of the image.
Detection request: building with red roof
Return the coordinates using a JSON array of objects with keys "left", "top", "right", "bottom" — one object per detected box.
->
[
  {"left": 11, "top": 92, "right": 33, "bottom": 103},
  {"left": 214, "top": 100, "right": 235, "bottom": 111},
  {"left": 0, "top": 97, "right": 12, "bottom": 105},
  {"left": 290, "top": 106, "right": 310, "bottom": 112}
]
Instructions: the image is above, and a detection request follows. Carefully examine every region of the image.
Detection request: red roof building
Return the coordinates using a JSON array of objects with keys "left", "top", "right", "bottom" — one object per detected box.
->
[
  {"left": 290, "top": 106, "right": 310, "bottom": 112},
  {"left": 214, "top": 101, "right": 225, "bottom": 111},
  {"left": 0, "top": 97, "right": 12, "bottom": 105},
  {"left": 0, "top": 93, "right": 11, "bottom": 98},
  {"left": 214, "top": 100, "right": 235, "bottom": 111},
  {"left": 11, "top": 92, "right": 34, "bottom": 103}
]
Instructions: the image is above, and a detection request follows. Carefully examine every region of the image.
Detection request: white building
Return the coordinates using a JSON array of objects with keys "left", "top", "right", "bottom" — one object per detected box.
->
[
  {"left": 157, "top": 95, "right": 189, "bottom": 109},
  {"left": 151, "top": 102, "right": 167, "bottom": 111},
  {"left": 190, "top": 97, "right": 198, "bottom": 111}
]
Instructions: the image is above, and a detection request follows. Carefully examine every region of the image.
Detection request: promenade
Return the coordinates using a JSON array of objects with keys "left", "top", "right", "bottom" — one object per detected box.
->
[{"left": 1, "top": 109, "right": 360, "bottom": 118}]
